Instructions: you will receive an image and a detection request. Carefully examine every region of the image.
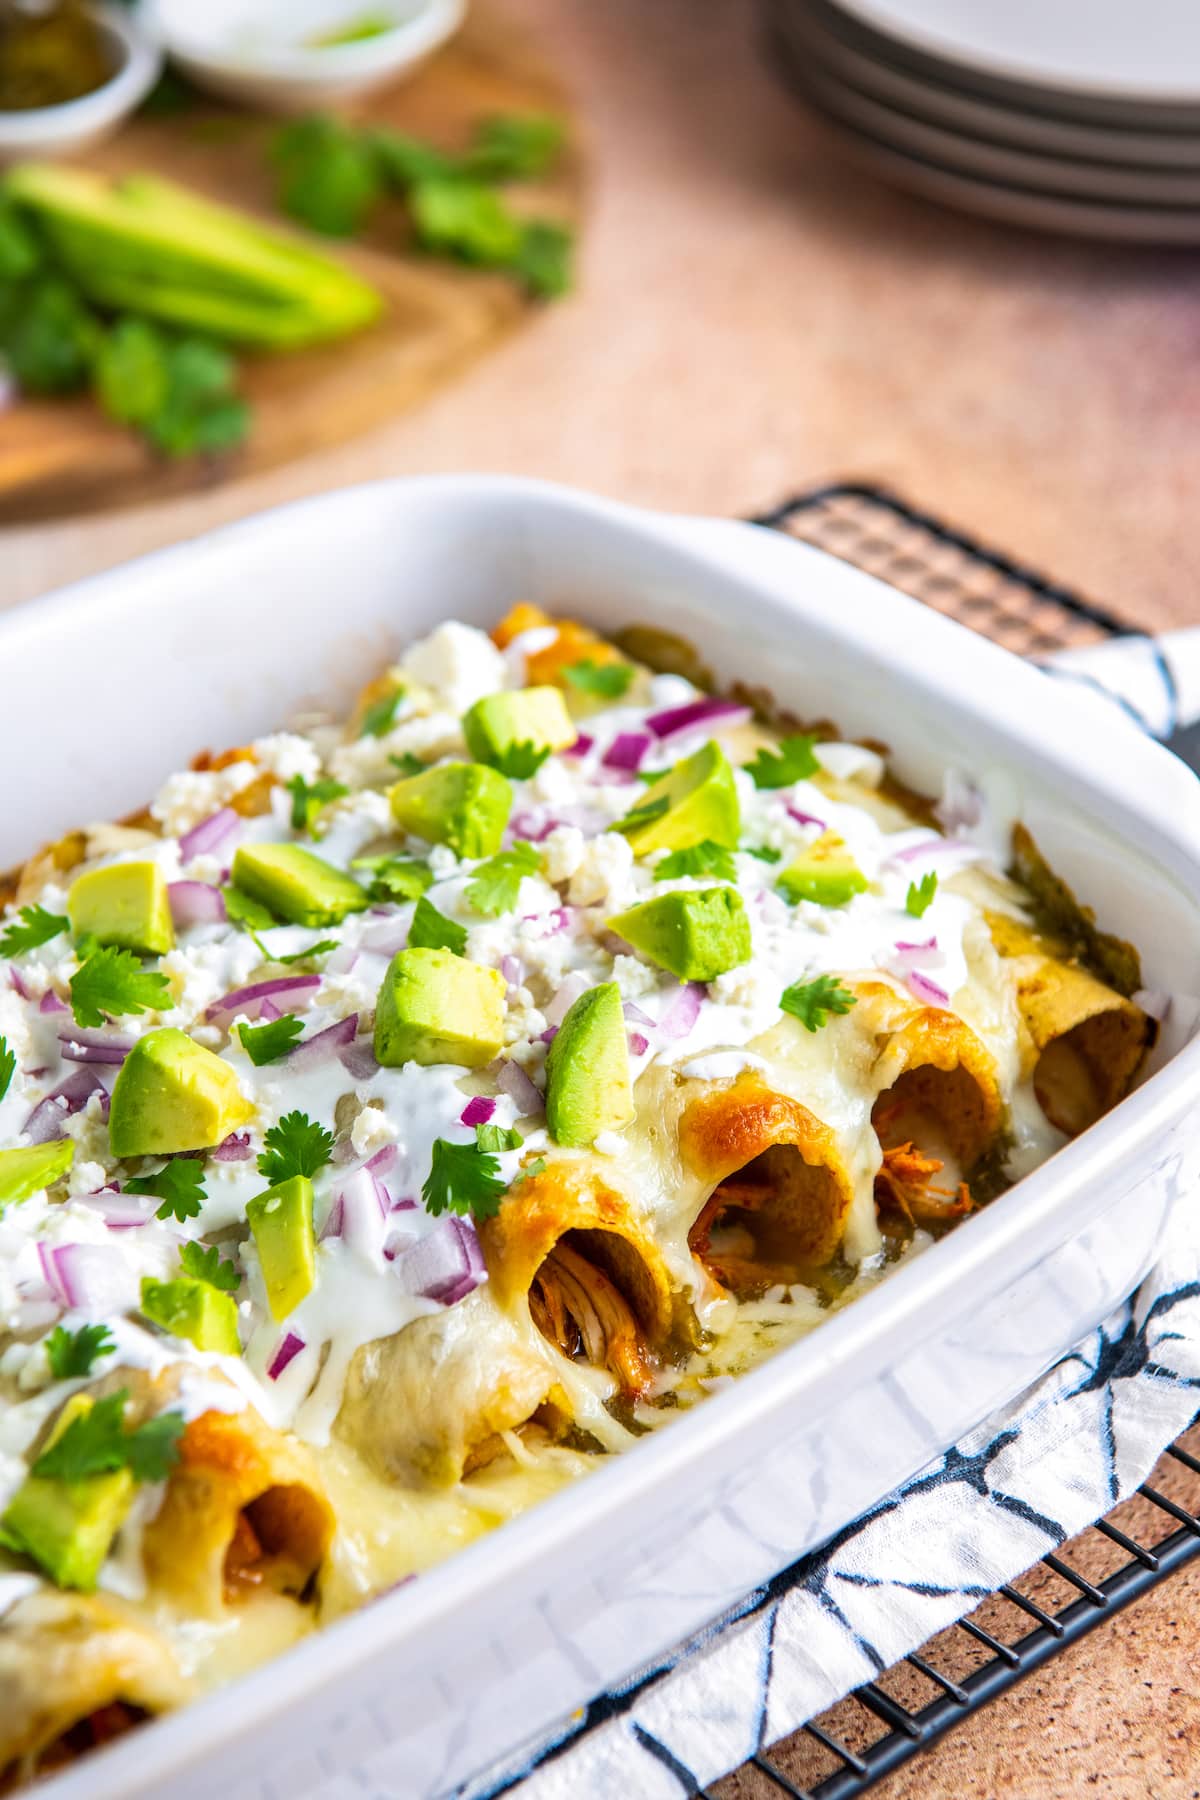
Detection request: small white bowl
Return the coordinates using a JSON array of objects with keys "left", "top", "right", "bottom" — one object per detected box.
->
[
  {"left": 142, "top": 0, "right": 467, "bottom": 114},
  {"left": 0, "top": 5, "right": 162, "bottom": 164}
]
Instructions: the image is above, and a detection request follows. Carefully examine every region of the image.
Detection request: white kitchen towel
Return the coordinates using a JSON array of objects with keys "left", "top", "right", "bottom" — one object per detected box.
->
[{"left": 463, "top": 1182, "right": 1200, "bottom": 1800}]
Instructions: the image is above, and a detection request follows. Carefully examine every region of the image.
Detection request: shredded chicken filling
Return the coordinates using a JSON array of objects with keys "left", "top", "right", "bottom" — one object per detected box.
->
[{"left": 528, "top": 1242, "right": 654, "bottom": 1396}]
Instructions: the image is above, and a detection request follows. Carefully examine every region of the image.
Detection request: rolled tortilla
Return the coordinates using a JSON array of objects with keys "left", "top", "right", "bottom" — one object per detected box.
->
[
  {"left": 989, "top": 913, "right": 1153, "bottom": 1137},
  {"left": 142, "top": 1407, "right": 333, "bottom": 1617},
  {"left": 0, "top": 1588, "right": 190, "bottom": 1786}
]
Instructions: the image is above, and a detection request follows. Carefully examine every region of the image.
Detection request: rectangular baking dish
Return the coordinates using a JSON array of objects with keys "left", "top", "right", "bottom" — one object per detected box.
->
[{"left": 6, "top": 476, "right": 1200, "bottom": 1800}]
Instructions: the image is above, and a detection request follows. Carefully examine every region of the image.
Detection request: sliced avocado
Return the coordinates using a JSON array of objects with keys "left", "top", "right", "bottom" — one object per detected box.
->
[
  {"left": 462, "top": 687, "right": 576, "bottom": 769},
  {"left": 0, "top": 1395, "right": 134, "bottom": 1591},
  {"left": 231, "top": 844, "right": 368, "bottom": 928},
  {"left": 0, "top": 1140, "right": 74, "bottom": 1208},
  {"left": 109, "top": 1027, "right": 254, "bottom": 1158},
  {"left": 388, "top": 762, "right": 511, "bottom": 858},
  {"left": 614, "top": 742, "right": 740, "bottom": 856},
  {"left": 778, "top": 834, "right": 869, "bottom": 907},
  {"left": 374, "top": 947, "right": 506, "bottom": 1069},
  {"left": 246, "top": 1175, "right": 315, "bottom": 1322},
  {"left": 141, "top": 1276, "right": 240, "bottom": 1355},
  {"left": 610, "top": 886, "right": 752, "bottom": 982},
  {"left": 545, "top": 982, "right": 634, "bottom": 1149},
  {"left": 67, "top": 861, "right": 174, "bottom": 956}
]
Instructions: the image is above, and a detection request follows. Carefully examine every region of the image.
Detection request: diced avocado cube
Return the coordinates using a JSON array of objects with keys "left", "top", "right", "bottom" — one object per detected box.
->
[
  {"left": 387, "top": 762, "right": 511, "bottom": 859},
  {"left": 614, "top": 742, "right": 740, "bottom": 856},
  {"left": 231, "top": 844, "right": 367, "bottom": 928},
  {"left": 374, "top": 947, "right": 506, "bottom": 1069},
  {"left": 246, "top": 1175, "right": 315, "bottom": 1322},
  {"left": 461, "top": 687, "right": 577, "bottom": 769},
  {"left": 141, "top": 1275, "right": 240, "bottom": 1355},
  {"left": 777, "top": 834, "right": 869, "bottom": 907},
  {"left": 0, "top": 1140, "right": 74, "bottom": 1208},
  {"left": 68, "top": 861, "right": 174, "bottom": 956},
  {"left": 109, "top": 1027, "right": 254, "bottom": 1158},
  {"left": 0, "top": 1395, "right": 135, "bottom": 1591},
  {"left": 545, "top": 982, "right": 634, "bottom": 1149},
  {"left": 610, "top": 886, "right": 752, "bottom": 982}
]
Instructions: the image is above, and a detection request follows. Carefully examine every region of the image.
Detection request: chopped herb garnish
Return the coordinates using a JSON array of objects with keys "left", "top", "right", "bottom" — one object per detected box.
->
[
  {"left": 273, "top": 939, "right": 339, "bottom": 966},
  {"left": 490, "top": 741, "right": 551, "bottom": 779},
  {"left": 465, "top": 841, "right": 540, "bottom": 917},
  {"left": 351, "top": 855, "right": 433, "bottom": 903},
  {"left": 179, "top": 1240, "right": 240, "bottom": 1293},
  {"left": 476, "top": 1122, "right": 523, "bottom": 1153},
  {"left": 744, "top": 734, "right": 821, "bottom": 790},
  {"left": 612, "top": 794, "right": 669, "bottom": 836},
  {"left": 654, "top": 840, "right": 737, "bottom": 883},
  {"left": 742, "top": 843, "right": 782, "bottom": 864},
  {"left": 69, "top": 947, "right": 170, "bottom": 1030},
  {"left": 389, "top": 752, "right": 426, "bottom": 777},
  {"left": 0, "top": 1036, "right": 13, "bottom": 1104},
  {"left": 127, "top": 1158, "right": 206, "bottom": 1223},
  {"left": 359, "top": 687, "right": 405, "bottom": 737},
  {"left": 287, "top": 774, "right": 349, "bottom": 832},
  {"left": 422, "top": 1137, "right": 507, "bottom": 1222},
  {"left": 562, "top": 659, "right": 633, "bottom": 700},
  {"left": 519, "top": 1156, "right": 547, "bottom": 1181},
  {"left": 33, "top": 1389, "right": 184, "bottom": 1484},
  {"left": 905, "top": 872, "right": 938, "bottom": 919},
  {"left": 238, "top": 1013, "right": 304, "bottom": 1066},
  {"left": 779, "top": 974, "right": 857, "bottom": 1033},
  {"left": 257, "top": 1110, "right": 335, "bottom": 1184},
  {"left": 0, "top": 904, "right": 70, "bottom": 958},
  {"left": 407, "top": 895, "right": 467, "bottom": 955},
  {"left": 224, "top": 885, "right": 279, "bottom": 930},
  {"left": 44, "top": 1322, "right": 114, "bottom": 1380}
]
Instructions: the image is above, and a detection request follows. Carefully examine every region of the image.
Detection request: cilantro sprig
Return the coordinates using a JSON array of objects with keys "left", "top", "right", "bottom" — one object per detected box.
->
[
  {"left": 742, "top": 843, "right": 782, "bottom": 865},
  {"left": 351, "top": 855, "right": 433, "bottom": 903},
  {"left": 238, "top": 1013, "right": 304, "bottom": 1066},
  {"left": 743, "top": 734, "right": 821, "bottom": 790},
  {"left": 0, "top": 1035, "right": 13, "bottom": 1105},
  {"left": 490, "top": 741, "right": 550, "bottom": 779},
  {"left": 69, "top": 947, "right": 170, "bottom": 1030},
  {"left": 389, "top": 752, "right": 426, "bottom": 777},
  {"left": 359, "top": 687, "right": 406, "bottom": 737},
  {"left": 562, "top": 660, "right": 633, "bottom": 700},
  {"left": 612, "top": 794, "right": 669, "bottom": 837},
  {"left": 465, "top": 842, "right": 540, "bottom": 917},
  {"left": 408, "top": 895, "right": 467, "bottom": 955},
  {"left": 654, "top": 840, "right": 737, "bottom": 883},
  {"left": 44, "top": 1322, "right": 115, "bottom": 1380},
  {"left": 126, "top": 1158, "right": 206, "bottom": 1223},
  {"left": 224, "top": 886, "right": 279, "bottom": 931},
  {"left": 905, "top": 872, "right": 938, "bottom": 919},
  {"left": 779, "top": 974, "right": 857, "bottom": 1033},
  {"left": 422, "top": 1136, "right": 507, "bottom": 1221},
  {"left": 476, "top": 1122, "right": 523, "bottom": 1154},
  {"left": 257, "top": 1110, "right": 335, "bottom": 1184},
  {"left": 271, "top": 939, "right": 339, "bottom": 967},
  {"left": 287, "top": 774, "right": 349, "bottom": 832},
  {"left": 32, "top": 1389, "right": 184, "bottom": 1484},
  {"left": 179, "top": 1241, "right": 240, "bottom": 1293},
  {"left": 0, "top": 904, "right": 69, "bottom": 958}
]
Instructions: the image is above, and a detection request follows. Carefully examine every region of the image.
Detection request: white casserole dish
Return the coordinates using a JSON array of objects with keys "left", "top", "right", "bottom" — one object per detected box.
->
[{"left": 6, "top": 476, "right": 1200, "bottom": 1800}]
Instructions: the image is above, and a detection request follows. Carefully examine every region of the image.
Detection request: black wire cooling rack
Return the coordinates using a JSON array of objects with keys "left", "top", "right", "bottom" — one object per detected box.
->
[{"left": 706, "top": 483, "right": 1200, "bottom": 1800}]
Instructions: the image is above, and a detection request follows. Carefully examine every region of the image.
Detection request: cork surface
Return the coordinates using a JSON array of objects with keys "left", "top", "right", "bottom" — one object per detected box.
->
[{"left": 5, "top": 1, "right": 1200, "bottom": 1790}]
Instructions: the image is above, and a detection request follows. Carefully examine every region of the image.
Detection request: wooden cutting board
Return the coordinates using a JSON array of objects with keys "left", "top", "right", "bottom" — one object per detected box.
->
[{"left": 0, "top": 6, "right": 584, "bottom": 526}]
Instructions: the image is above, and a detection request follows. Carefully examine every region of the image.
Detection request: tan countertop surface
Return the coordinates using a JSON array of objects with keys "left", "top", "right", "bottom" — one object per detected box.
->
[{"left": 4, "top": 1, "right": 1199, "bottom": 1791}]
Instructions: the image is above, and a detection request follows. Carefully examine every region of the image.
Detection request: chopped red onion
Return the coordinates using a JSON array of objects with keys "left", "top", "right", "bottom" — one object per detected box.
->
[
  {"left": 24, "top": 1069, "right": 107, "bottom": 1143},
  {"left": 339, "top": 1165, "right": 390, "bottom": 1261},
  {"left": 907, "top": 970, "right": 950, "bottom": 1008},
  {"left": 495, "top": 1058, "right": 544, "bottom": 1116},
  {"left": 500, "top": 954, "right": 524, "bottom": 990},
  {"left": 207, "top": 974, "right": 320, "bottom": 1024},
  {"left": 509, "top": 811, "right": 558, "bottom": 843},
  {"left": 325, "top": 943, "right": 360, "bottom": 976},
  {"left": 338, "top": 1038, "right": 379, "bottom": 1081},
  {"left": 397, "top": 1215, "right": 485, "bottom": 1305},
  {"left": 168, "top": 881, "right": 227, "bottom": 929},
  {"left": 213, "top": 1131, "right": 252, "bottom": 1162},
  {"left": 544, "top": 971, "right": 589, "bottom": 1026},
  {"left": 259, "top": 999, "right": 282, "bottom": 1022},
  {"left": 58, "top": 1024, "right": 133, "bottom": 1066},
  {"left": 83, "top": 1190, "right": 160, "bottom": 1229},
  {"left": 786, "top": 806, "right": 827, "bottom": 831},
  {"left": 890, "top": 937, "right": 940, "bottom": 975},
  {"left": 658, "top": 981, "right": 705, "bottom": 1041},
  {"left": 563, "top": 734, "right": 593, "bottom": 758},
  {"left": 461, "top": 1096, "right": 495, "bottom": 1128},
  {"left": 38, "top": 1241, "right": 139, "bottom": 1314},
  {"left": 889, "top": 834, "right": 985, "bottom": 869},
  {"left": 179, "top": 807, "right": 240, "bottom": 864},
  {"left": 539, "top": 1026, "right": 559, "bottom": 1044},
  {"left": 622, "top": 1000, "right": 655, "bottom": 1029},
  {"left": 285, "top": 1013, "right": 358, "bottom": 1073},
  {"left": 603, "top": 732, "right": 651, "bottom": 772},
  {"left": 267, "top": 1331, "right": 306, "bottom": 1379},
  {"left": 935, "top": 771, "right": 984, "bottom": 835},
  {"left": 521, "top": 906, "right": 573, "bottom": 939},
  {"left": 8, "top": 967, "right": 29, "bottom": 1000},
  {"left": 39, "top": 992, "right": 67, "bottom": 1016},
  {"left": 366, "top": 1144, "right": 399, "bottom": 1176},
  {"left": 627, "top": 1031, "right": 649, "bottom": 1056},
  {"left": 646, "top": 698, "right": 752, "bottom": 741},
  {"left": 360, "top": 917, "right": 412, "bottom": 957},
  {"left": 319, "top": 1195, "right": 345, "bottom": 1240}
]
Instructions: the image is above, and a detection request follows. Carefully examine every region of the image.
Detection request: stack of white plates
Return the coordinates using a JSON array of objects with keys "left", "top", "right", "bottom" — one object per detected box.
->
[{"left": 764, "top": 0, "right": 1200, "bottom": 240}]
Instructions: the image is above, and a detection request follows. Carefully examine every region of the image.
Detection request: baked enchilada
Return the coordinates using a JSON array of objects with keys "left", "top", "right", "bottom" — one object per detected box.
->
[{"left": 0, "top": 606, "right": 1152, "bottom": 1786}]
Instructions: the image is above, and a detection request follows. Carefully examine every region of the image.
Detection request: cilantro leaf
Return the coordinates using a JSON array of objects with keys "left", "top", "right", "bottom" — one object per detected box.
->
[
  {"left": 272, "top": 114, "right": 383, "bottom": 236},
  {"left": 33, "top": 1389, "right": 185, "bottom": 1484},
  {"left": 179, "top": 1240, "right": 240, "bottom": 1293},
  {"left": 371, "top": 128, "right": 460, "bottom": 189},
  {"left": 69, "top": 947, "right": 170, "bottom": 1030},
  {"left": 407, "top": 895, "right": 467, "bottom": 955},
  {"left": 462, "top": 114, "right": 565, "bottom": 182},
  {"left": 779, "top": 974, "right": 857, "bottom": 1033},
  {"left": 519, "top": 1156, "right": 547, "bottom": 1181},
  {"left": 0, "top": 904, "right": 70, "bottom": 958},
  {"left": 409, "top": 177, "right": 524, "bottom": 264},
  {"left": 744, "top": 734, "right": 821, "bottom": 790},
  {"left": 359, "top": 687, "right": 405, "bottom": 737},
  {"left": 44, "top": 1322, "right": 115, "bottom": 1380},
  {"left": 742, "top": 843, "right": 782, "bottom": 864},
  {"left": 1, "top": 275, "right": 100, "bottom": 396},
  {"left": 258, "top": 1110, "right": 335, "bottom": 1184},
  {"left": 351, "top": 855, "right": 433, "bottom": 903},
  {"left": 272, "top": 939, "right": 339, "bottom": 966},
  {"left": 96, "top": 327, "right": 250, "bottom": 461},
  {"left": 476, "top": 1122, "right": 523, "bottom": 1153},
  {"left": 389, "top": 752, "right": 426, "bottom": 777},
  {"left": 612, "top": 794, "right": 669, "bottom": 837},
  {"left": 238, "top": 1013, "right": 304, "bottom": 1066},
  {"left": 562, "top": 659, "right": 633, "bottom": 700},
  {"left": 126, "top": 1158, "right": 206, "bottom": 1223},
  {"left": 654, "top": 840, "right": 737, "bottom": 883},
  {"left": 422, "top": 1137, "right": 506, "bottom": 1222},
  {"left": 465, "top": 842, "right": 540, "bottom": 917},
  {"left": 905, "top": 872, "right": 938, "bottom": 919},
  {"left": 224, "top": 885, "right": 280, "bottom": 930},
  {"left": 511, "top": 218, "right": 573, "bottom": 299},
  {"left": 287, "top": 774, "right": 348, "bottom": 832},
  {"left": 490, "top": 741, "right": 550, "bottom": 779},
  {"left": 0, "top": 1035, "right": 13, "bottom": 1105}
]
